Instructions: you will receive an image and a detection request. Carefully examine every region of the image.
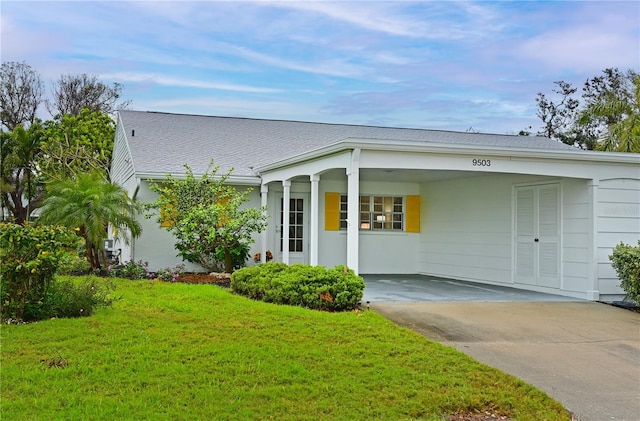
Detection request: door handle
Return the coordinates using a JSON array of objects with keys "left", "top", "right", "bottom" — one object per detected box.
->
[{"left": 534, "top": 238, "right": 539, "bottom": 242}]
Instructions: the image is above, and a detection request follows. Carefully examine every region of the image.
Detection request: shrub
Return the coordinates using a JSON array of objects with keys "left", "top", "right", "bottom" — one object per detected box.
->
[
  {"left": 109, "top": 260, "right": 154, "bottom": 280},
  {"left": 156, "top": 264, "right": 186, "bottom": 282},
  {"left": 231, "top": 263, "right": 364, "bottom": 311},
  {"left": 23, "top": 277, "right": 117, "bottom": 321},
  {"left": 610, "top": 241, "right": 640, "bottom": 305},
  {"left": 0, "top": 223, "right": 79, "bottom": 322},
  {"left": 57, "top": 252, "right": 92, "bottom": 275}
]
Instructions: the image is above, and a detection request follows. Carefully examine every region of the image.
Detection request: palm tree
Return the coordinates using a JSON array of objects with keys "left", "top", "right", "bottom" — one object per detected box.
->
[
  {"left": 38, "top": 171, "right": 142, "bottom": 270},
  {"left": 581, "top": 75, "right": 640, "bottom": 153}
]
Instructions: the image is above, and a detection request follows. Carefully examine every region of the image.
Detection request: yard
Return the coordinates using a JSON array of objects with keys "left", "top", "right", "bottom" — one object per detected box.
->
[{"left": 1, "top": 277, "right": 571, "bottom": 420}]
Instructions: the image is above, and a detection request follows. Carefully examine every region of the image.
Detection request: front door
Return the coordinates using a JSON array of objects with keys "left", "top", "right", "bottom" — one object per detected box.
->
[
  {"left": 514, "top": 183, "right": 561, "bottom": 288},
  {"left": 278, "top": 194, "right": 308, "bottom": 264}
]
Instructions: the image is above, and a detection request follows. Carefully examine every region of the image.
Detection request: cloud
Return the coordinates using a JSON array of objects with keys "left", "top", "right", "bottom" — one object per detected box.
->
[{"left": 103, "top": 72, "right": 282, "bottom": 93}]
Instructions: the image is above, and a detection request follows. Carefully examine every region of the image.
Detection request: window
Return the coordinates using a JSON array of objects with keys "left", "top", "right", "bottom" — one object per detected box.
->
[
  {"left": 339, "top": 195, "right": 404, "bottom": 231},
  {"left": 280, "top": 198, "right": 304, "bottom": 252}
]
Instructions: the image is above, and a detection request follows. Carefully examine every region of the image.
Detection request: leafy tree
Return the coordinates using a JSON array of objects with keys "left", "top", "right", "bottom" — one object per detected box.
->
[
  {"left": 0, "top": 61, "right": 43, "bottom": 131},
  {"left": 0, "top": 121, "right": 46, "bottom": 223},
  {"left": 534, "top": 68, "right": 638, "bottom": 151},
  {"left": 46, "top": 73, "right": 130, "bottom": 117},
  {"left": 40, "top": 109, "right": 116, "bottom": 181},
  {"left": 38, "top": 171, "right": 142, "bottom": 270},
  {"left": 580, "top": 74, "right": 640, "bottom": 153},
  {"left": 146, "top": 162, "right": 268, "bottom": 273}
]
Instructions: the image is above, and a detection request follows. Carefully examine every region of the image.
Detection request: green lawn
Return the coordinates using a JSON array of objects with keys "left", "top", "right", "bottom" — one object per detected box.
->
[{"left": 1, "top": 277, "right": 571, "bottom": 420}]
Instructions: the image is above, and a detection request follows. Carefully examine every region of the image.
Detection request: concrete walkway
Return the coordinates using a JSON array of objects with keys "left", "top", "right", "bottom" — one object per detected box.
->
[{"left": 364, "top": 276, "right": 640, "bottom": 421}]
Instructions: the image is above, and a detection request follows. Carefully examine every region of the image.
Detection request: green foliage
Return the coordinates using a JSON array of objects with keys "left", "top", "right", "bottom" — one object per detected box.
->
[
  {"left": 146, "top": 161, "right": 267, "bottom": 273},
  {"left": 109, "top": 260, "right": 153, "bottom": 280},
  {"left": 38, "top": 171, "right": 142, "bottom": 270},
  {"left": 534, "top": 68, "right": 638, "bottom": 151},
  {"left": 40, "top": 109, "right": 115, "bottom": 181},
  {"left": 0, "top": 223, "right": 79, "bottom": 321},
  {"left": 0, "top": 121, "right": 46, "bottom": 223},
  {"left": 231, "top": 263, "right": 365, "bottom": 311},
  {"left": 609, "top": 241, "right": 640, "bottom": 305},
  {"left": 23, "top": 277, "right": 117, "bottom": 321},
  {"left": 155, "top": 264, "right": 185, "bottom": 282},
  {"left": 57, "top": 251, "right": 92, "bottom": 275}
]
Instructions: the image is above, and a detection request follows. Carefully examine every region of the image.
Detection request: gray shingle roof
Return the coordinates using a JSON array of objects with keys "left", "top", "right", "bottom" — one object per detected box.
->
[{"left": 118, "top": 110, "right": 578, "bottom": 177}]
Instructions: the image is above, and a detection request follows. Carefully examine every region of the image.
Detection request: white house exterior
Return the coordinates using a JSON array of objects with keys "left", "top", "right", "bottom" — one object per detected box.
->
[{"left": 110, "top": 110, "right": 640, "bottom": 301}]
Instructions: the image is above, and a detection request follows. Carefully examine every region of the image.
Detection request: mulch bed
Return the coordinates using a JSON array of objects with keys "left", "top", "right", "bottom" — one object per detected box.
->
[{"left": 175, "top": 272, "right": 231, "bottom": 288}]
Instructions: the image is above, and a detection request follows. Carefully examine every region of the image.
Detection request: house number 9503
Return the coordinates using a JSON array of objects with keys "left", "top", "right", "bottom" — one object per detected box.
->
[{"left": 472, "top": 159, "right": 491, "bottom": 167}]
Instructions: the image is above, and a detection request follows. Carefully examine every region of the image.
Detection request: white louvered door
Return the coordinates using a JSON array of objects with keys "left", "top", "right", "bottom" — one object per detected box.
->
[{"left": 515, "top": 184, "right": 560, "bottom": 288}]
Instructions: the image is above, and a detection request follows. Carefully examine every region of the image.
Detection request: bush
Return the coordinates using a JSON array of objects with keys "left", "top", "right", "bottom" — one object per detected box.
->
[
  {"left": 156, "top": 264, "right": 186, "bottom": 282},
  {"left": 109, "top": 260, "right": 154, "bottom": 280},
  {"left": 610, "top": 241, "right": 640, "bottom": 305},
  {"left": 22, "top": 277, "right": 117, "bottom": 322},
  {"left": 0, "top": 223, "right": 79, "bottom": 322},
  {"left": 57, "top": 252, "right": 92, "bottom": 275},
  {"left": 231, "top": 263, "right": 364, "bottom": 311}
]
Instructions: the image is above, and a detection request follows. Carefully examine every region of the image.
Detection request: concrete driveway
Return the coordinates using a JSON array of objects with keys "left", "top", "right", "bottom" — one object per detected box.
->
[{"left": 364, "top": 275, "right": 640, "bottom": 421}]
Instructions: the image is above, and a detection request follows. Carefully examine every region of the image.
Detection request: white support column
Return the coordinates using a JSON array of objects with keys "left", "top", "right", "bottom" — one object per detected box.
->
[
  {"left": 587, "top": 179, "right": 600, "bottom": 301},
  {"left": 346, "top": 149, "right": 360, "bottom": 274},
  {"left": 310, "top": 173, "right": 320, "bottom": 266},
  {"left": 282, "top": 179, "right": 291, "bottom": 265},
  {"left": 260, "top": 184, "right": 269, "bottom": 264}
]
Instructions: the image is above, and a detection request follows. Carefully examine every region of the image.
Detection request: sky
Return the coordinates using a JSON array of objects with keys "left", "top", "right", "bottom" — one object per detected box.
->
[{"left": 2, "top": 0, "right": 639, "bottom": 134}]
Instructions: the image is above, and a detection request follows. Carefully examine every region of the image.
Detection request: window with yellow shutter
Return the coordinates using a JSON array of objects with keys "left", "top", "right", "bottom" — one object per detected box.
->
[{"left": 329, "top": 193, "right": 421, "bottom": 232}]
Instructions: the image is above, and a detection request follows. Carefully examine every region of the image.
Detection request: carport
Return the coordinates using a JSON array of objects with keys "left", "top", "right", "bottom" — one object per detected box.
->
[{"left": 362, "top": 274, "right": 580, "bottom": 303}]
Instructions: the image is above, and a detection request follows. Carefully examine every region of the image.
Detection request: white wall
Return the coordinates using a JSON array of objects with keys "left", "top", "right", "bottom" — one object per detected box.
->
[
  {"left": 596, "top": 178, "right": 640, "bottom": 298},
  {"left": 560, "top": 178, "right": 591, "bottom": 294},
  {"left": 417, "top": 174, "right": 515, "bottom": 284}
]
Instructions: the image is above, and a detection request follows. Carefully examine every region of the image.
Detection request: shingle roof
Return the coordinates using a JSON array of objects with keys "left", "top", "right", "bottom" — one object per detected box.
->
[{"left": 118, "top": 110, "right": 578, "bottom": 177}]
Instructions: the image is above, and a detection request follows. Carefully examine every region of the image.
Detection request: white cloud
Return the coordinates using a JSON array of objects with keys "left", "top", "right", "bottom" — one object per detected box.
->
[{"left": 103, "top": 72, "right": 282, "bottom": 93}]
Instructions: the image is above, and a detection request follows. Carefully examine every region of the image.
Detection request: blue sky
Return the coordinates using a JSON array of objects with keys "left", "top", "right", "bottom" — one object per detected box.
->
[{"left": 2, "top": 1, "right": 638, "bottom": 134}]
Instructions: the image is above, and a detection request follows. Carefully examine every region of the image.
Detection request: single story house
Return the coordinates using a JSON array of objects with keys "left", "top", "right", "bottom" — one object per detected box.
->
[{"left": 110, "top": 110, "right": 640, "bottom": 301}]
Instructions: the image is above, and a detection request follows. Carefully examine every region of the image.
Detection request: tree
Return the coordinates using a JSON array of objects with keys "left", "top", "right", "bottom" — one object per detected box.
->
[
  {"left": 146, "top": 162, "right": 268, "bottom": 273},
  {"left": 580, "top": 74, "right": 640, "bottom": 153},
  {"left": 0, "top": 121, "right": 46, "bottom": 223},
  {"left": 40, "top": 109, "right": 116, "bottom": 181},
  {"left": 534, "top": 68, "right": 638, "bottom": 151},
  {"left": 46, "top": 73, "right": 130, "bottom": 117},
  {"left": 37, "top": 171, "right": 142, "bottom": 270},
  {"left": 534, "top": 81, "right": 583, "bottom": 146},
  {"left": 0, "top": 61, "right": 43, "bottom": 130}
]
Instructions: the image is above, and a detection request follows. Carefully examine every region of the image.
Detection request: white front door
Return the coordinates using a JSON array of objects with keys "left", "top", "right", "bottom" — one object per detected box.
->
[
  {"left": 278, "top": 194, "right": 309, "bottom": 264},
  {"left": 514, "top": 183, "right": 561, "bottom": 288}
]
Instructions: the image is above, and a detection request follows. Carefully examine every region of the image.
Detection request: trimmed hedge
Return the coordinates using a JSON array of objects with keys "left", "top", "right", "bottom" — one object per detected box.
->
[
  {"left": 231, "top": 262, "right": 364, "bottom": 311},
  {"left": 610, "top": 241, "right": 640, "bottom": 305}
]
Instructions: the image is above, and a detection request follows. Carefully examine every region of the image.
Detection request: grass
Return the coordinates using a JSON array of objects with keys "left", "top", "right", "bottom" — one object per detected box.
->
[{"left": 1, "top": 277, "right": 571, "bottom": 420}]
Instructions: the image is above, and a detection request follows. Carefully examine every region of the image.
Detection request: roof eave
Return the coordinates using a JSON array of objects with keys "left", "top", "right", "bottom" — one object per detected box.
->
[
  {"left": 256, "top": 138, "right": 640, "bottom": 173},
  {"left": 136, "top": 172, "right": 262, "bottom": 186}
]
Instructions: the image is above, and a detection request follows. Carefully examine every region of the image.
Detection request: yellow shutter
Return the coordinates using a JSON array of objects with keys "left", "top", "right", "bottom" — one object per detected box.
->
[
  {"left": 325, "top": 192, "right": 340, "bottom": 231},
  {"left": 405, "top": 195, "right": 420, "bottom": 233}
]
